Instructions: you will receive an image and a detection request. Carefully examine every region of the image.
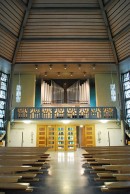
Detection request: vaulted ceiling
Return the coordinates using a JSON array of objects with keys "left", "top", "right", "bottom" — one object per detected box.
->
[{"left": 0, "top": 0, "right": 130, "bottom": 79}]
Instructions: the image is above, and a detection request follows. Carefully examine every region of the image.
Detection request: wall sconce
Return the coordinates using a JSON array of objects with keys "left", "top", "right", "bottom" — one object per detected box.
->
[{"left": 49, "top": 64, "right": 53, "bottom": 70}]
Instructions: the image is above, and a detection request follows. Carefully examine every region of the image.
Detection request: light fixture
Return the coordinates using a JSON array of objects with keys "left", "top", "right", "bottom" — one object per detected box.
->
[
  {"left": 80, "top": 125, "right": 83, "bottom": 128},
  {"left": 70, "top": 72, "right": 73, "bottom": 77},
  {"left": 64, "top": 64, "right": 67, "bottom": 70},
  {"left": 78, "top": 64, "right": 81, "bottom": 70},
  {"left": 83, "top": 72, "right": 86, "bottom": 77},
  {"left": 100, "top": 120, "right": 109, "bottom": 123},
  {"left": 62, "top": 120, "right": 71, "bottom": 124},
  {"left": 58, "top": 72, "right": 60, "bottom": 77},
  {"left": 16, "top": 73, "right": 21, "bottom": 103},
  {"left": 109, "top": 45, "right": 116, "bottom": 102},
  {"left": 23, "top": 120, "right": 32, "bottom": 124},
  {"left": 49, "top": 64, "right": 52, "bottom": 70},
  {"left": 44, "top": 72, "right": 47, "bottom": 77},
  {"left": 110, "top": 83, "right": 116, "bottom": 102},
  {"left": 92, "top": 64, "right": 96, "bottom": 70},
  {"left": 35, "top": 64, "right": 38, "bottom": 70}
]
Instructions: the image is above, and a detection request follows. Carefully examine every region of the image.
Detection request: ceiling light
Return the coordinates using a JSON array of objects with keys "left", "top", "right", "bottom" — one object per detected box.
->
[
  {"left": 100, "top": 120, "right": 109, "bottom": 123},
  {"left": 80, "top": 125, "right": 83, "bottom": 128},
  {"left": 44, "top": 72, "right": 47, "bottom": 77},
  {"left": 62, "top": 120, "right": 71, "bottom": 124},
  {"left": 78, "top": 64, "right": 81, "bottom": 70},
  {"left": 70, "top": 72, "right": 73, "bottom": 77},
  {"left": 92, "top": 64, "right": 96, "bottom": 70},
  {"left": 83, "top": 72, "right": 86, "bottom": 77},
  {"left": 35, "top": 64, "right": 38, "bottom": 70},
  {"left": 58, "top": 72, "right": 60, "bottom": 77},
  {"left": 23, "top": 120, "right": 32, "bottom": 124},
  {"left": 64, "top": 64, "right": 67, "bottom": 70},
  {"left": 49, "top": 64, "right": 52, "bottom": 70}
]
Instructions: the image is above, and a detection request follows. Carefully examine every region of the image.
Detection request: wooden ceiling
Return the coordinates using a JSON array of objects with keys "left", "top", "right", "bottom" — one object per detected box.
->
[{"left": 0, "top": 0, "right": 130, "bottom": 79}]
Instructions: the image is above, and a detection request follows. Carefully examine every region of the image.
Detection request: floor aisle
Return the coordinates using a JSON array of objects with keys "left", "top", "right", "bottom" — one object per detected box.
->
[{"left": 7, "top": 149, "right": 130, "bottom": 194}]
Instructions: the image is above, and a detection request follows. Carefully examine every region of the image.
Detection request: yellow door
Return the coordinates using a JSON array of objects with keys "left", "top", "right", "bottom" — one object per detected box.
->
[
  {"left": 47, "top": 125, "right": 56, "bottom": 150},
  {"left": 56, "top": 125, "right": 66, "bottom": 151},
  {"left": 66, "top": 126, "right": 76, "bottom": 151},
  {"left": 81, "top": 125, "right": 95, "bottom": 147},
  {"left": 37, "top": 125, "right": 47, "bottom": 147}
]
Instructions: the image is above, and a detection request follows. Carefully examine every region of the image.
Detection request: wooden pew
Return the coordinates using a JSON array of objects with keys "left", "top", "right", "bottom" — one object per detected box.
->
[
  {"left": 82, "top": 146, "right": 130, "bottom": 192},
  {"left": 0, "top": 175, "right": 22, "bottom": 183},
  {"left": 0, "top": 166, "right": 41, "bottom": 174},
  {"left": 0, "top": 147, "right": 50, "bottom": 192},
  {"left": 101, "top": 181, "right": 130, "bottom": 192},
  {"left": 113, "top": 174, "right": 130, "bottom": 181},
  {"left": 0, "top": 183, "right": 33, "bottom": 192}
]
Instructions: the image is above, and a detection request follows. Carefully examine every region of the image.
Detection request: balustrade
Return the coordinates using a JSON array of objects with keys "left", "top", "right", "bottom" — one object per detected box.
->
[{"left": 12, "top": 107, "right": 117, "bottom": 120}]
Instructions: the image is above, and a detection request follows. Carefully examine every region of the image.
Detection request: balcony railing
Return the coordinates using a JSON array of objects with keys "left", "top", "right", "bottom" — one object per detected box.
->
[{"left": 12, "top": 107, "right": 117, "bottom": 121}]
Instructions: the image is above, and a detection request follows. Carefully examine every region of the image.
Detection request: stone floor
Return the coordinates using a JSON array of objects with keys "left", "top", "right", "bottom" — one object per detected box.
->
[{"left": 6, "top": 149, "right": 130, "bottom": 194}]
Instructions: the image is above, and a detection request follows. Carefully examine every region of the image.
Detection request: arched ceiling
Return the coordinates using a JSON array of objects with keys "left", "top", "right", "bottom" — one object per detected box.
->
[{"left": 0, "top": 0, "right": 130, "bottom": 79}]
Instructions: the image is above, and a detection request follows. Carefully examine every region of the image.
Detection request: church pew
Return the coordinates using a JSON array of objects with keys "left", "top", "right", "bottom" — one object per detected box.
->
[
  {"left": 0, "top": 175, "right": 22, "bottom": 183},
  {"left": 0, "top": 182, "right": 33, "bottom": 192},
  {"left": 0, "top": 166, "right": 41, "bottom": 174},
  {"left": 113, "top": 174, "right": 130, "bottom": 181},
  {"left": 0, "top": 147, "right": 50, "bottom": 192},
  {"left": 82, "top": 146, "right": 130, "bottom": 192},
  {"left": 102, "top": 165, "right": 130, "bottom": 173},
  {"left": 101, "top": 181, "right": 130, "bottom": 192}
]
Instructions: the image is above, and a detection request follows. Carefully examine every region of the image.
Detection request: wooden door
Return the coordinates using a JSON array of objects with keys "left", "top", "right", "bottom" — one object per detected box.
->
[
  {"left": 56, "top": 126, "right": 66, "bottom": 151},
  {"left": 37, "top": 125, "right": 47, "bottom": 147},
  {"left": 47, "top": 125, "right": 56, "bottom": 150},
  {"left": 81, "top": 125, "right": 95, "bottom": 147},
  {"left": 66, "top": 126, "right": 76, "bottom": 151}
]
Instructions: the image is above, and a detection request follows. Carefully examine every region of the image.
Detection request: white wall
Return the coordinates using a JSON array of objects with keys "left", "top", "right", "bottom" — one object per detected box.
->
[
  {"left": 95, "top": 122, "right": 124, "bottom": 146},
  {"left": 12, "top": 74, "right": 36, "bottom": 108},
  {"left": 95, "top": 74, "right": 119, "bottom": 108},
  {"left": 8, "top": 123, "right": 37, "bottom": 147}
]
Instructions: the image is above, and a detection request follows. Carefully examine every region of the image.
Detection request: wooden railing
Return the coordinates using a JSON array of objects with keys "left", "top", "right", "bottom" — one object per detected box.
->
[{"left": 12, "top": 107, "right": 117, "bottom": 120}]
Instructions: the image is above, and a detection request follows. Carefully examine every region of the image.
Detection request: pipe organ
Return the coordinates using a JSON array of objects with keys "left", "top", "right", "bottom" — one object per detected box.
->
[
  {"left": 41, "top": 80, "right": 90, "bottom": 106},
  {"left": 79, "top": 80, "right": 90, "bottom": 104},
  {"left": 41, "top": 80, "right": 52, "bottom": 104}
]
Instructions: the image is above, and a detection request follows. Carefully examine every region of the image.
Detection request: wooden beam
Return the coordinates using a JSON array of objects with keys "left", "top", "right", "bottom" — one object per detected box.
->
[
  {"left": 15, "top": 61, "right": 115, "bottom": 65},
  {"left": 12, "top": 0, "right": 33, "bottom": 64},
  {"left": 22, "top": 37, "right": 109, "bottom": 42},
  {"left": 98, "top": 0, "right": 119, "bottom": 64},
  {"left": 32, "top": 6, "right": 100, "bottom": 10}
]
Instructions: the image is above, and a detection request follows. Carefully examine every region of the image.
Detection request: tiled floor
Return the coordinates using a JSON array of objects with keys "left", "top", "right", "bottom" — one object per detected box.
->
[{"left": 6, "top": 149, "right": 130, "bottom": 194}]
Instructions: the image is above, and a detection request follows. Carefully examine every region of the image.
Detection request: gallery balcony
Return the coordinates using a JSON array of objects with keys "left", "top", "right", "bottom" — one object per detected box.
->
[{"left": 11, "top": 106, "right": 117, "bottom": 121}]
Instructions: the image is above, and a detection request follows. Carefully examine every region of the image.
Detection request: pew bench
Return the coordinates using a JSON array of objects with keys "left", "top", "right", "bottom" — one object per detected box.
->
[
  {"left": 0, "top": 166, "right": 41, "bottom": 174},
  {"left": 0, "top": 175, "right": 22, "bottom": 183},
  {"left": 0, "top": 182, "right": 33, "bottom": 192},
  {"left": 101, "top": 181, "right": 130, "bottom": 192},
  {"left": 113, "top": 174, "right": 130, "bottom": 181}
]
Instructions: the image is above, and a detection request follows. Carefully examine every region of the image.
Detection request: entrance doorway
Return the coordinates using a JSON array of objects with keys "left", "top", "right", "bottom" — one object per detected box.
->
[{"left": 37, "top": 125, "right": 77, "bottom": 151}]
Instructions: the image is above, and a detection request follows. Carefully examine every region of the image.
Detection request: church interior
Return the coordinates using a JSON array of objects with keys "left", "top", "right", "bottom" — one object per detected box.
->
[{"left": 0, "top": 0, "right": 130, "bottom": 193}]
